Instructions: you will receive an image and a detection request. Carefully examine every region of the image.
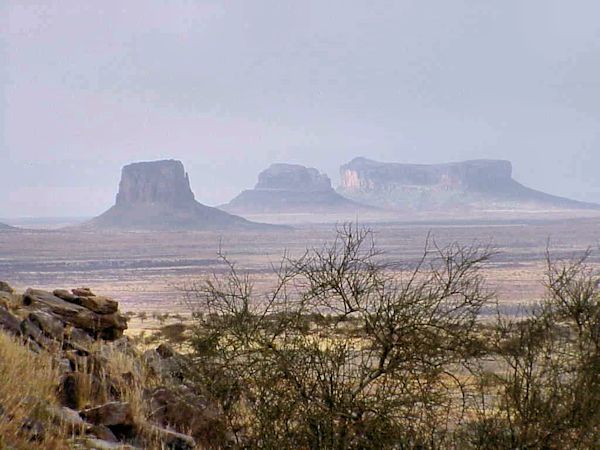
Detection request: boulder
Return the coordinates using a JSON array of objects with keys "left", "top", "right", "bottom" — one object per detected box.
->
[
  {"left": 20, "top": 317, "right": 59, "bottom": 351},
  {"left": 65, "top": 327, "right": 95, "bottom": 354},
  {"left": 47, "top": 405, "right": 88, "bottom": 433},
  {"left": 0, "top": 303, "right": 22, "bottom": 336},
  {"left": 55, "top": 289, "right": 119, "bottom": 315},
  {"left": 78, "top": 296, "right": 119, "bottom": 315},
  {"left": 145, "top": 386, "right": 225, "bottom": 445},
  {"left": 23, "top": 289, "right": 127, "bottom": 340},
  {"left": 53, "top": 289, "right": 80, "bottom": 302},
  {"left": 23, "top": 288, "right": 85, "bottom": 315},
  {"left": 29, "top": 310, "right": 65, "bottom": 340},
  {"left": 80, "top": 402, "right": 135, "bottom": 428},
  {"left": 88, "top": 424, "right": 119, "bottom": 443},
  {"left": 146, "top": 424, "right": 196, "bottom": 450},
  {"left": 72, "top": 287, "right": 95, "bottom": 297}
]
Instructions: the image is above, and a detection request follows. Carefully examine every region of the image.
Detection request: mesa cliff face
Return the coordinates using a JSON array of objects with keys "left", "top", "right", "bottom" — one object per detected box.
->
[
  {"left": 0, "top": 222, "right": 15, "bottom": 231},
  {"left": 86, "top": 160, "right": 277, "bottom": 230},
  {"left": 255, "top": 164, "right": 332, "bottom": 192},
  {"left": 115, "top": 160, "right": 196, "bottom": 207},
  {"left": 222, "top": 163, "right": 370, "bottom": 214},
  {"left": 338, "top": 157, "right": 598, "bottom": 211}
]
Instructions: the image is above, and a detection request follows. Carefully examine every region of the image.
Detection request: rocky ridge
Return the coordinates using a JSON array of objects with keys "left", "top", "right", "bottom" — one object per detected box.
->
[
  {"left": 222, "top": 163, "right": 371, "bottom": 214},
  {"left": 338, "top": 157, "right": 599, "bottom": 211},
  {"left": 0, "top": 281, "right": 225, "bottom": 449},
  {"left": 86, "top": 159, "right": 279, "bottom": 231}
]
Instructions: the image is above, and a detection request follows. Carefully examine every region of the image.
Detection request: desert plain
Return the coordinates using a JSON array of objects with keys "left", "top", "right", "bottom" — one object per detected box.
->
[{"left": 2, "top": 214, "right": 600, "bottom": 333}]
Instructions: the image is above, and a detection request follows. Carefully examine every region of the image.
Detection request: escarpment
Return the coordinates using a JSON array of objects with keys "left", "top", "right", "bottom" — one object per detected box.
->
[{"left": 338, "top": 157, "right": 599, "bottom": 211}]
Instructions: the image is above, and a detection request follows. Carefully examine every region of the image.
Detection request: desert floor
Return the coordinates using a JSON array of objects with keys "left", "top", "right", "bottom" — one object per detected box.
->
[{"left": 2, "top": 215, "right": 599, "bottom": 333}]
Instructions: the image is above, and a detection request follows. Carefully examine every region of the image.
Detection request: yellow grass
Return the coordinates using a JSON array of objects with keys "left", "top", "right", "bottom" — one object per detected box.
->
[{"left": 0, "top": 331, "right": 69, "bottom": 449}]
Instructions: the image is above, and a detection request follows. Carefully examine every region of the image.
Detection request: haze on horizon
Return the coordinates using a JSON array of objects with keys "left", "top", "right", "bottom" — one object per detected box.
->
[{"left": 2, "top": 1, "right": 600, "bottom": 218}]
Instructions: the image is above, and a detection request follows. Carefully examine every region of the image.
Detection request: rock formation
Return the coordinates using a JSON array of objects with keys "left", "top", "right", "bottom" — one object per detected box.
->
[
  {"left": 0, "top": 281, "right": 225, "bottom": 449},
  {"left": 338, "top": 157, "right": 599, "bottom": 211},
  {"left": 222, "top": 163, "right": 371, "bottom": 214},
  {"left": 85, "top": 159, "right": 278, "bottom": 231}
]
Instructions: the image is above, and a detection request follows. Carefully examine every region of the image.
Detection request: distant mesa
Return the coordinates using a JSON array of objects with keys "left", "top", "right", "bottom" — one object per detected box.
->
[
  {"left": 338, "top": 157, "right": 599, "bottom": 211},
  {"left": 221, "top": 163, "right": 372, "bottom": 214},
  {"left": 85, "top": 160, "right": 279, "bottom": 231}
]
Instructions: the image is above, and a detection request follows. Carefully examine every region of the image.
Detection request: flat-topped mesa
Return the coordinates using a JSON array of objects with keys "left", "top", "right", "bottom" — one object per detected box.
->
[
  {"left": 116, "top": 160, "right": 196, "bottom": 207},
  {"left": 255, "top": 164, "right": 334, "bottom": 192},
  {"left": 338, "top": 157, "right": 599, "bottom": 211},
  {"left": 222, "top": 163, "right": 371, "bottom": 214},
  {"left": 340, "top": 158, "right": 514, "bottom": 192},
  {"left": 85, "top": 159, "right": 280, "bottom": 231}
]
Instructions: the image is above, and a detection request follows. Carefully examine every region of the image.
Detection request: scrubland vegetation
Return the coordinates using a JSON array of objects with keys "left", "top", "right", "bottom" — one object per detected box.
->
[
  {"left": 178, "top": 225, "right": 600, "bottom": 449},
  {"left": 2, "top": 224, "right": 600, "bottom": 448}
]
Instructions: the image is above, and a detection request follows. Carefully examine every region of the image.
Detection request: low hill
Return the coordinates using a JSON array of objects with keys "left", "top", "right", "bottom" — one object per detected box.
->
[
  {"left": 0, "top": 222, "right": 16, "bottom": 231},
  {"left": 85, "top": 160, "right": 281, "bottom": 231},
  {"left": 222, "top": 163, "right": 372, "bottom": 214},
  {"left": 338, "top": 157, "right": 599, "bottom": 211}
]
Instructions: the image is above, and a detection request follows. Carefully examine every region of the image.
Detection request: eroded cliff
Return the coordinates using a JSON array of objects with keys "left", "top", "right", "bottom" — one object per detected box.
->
[{"left": 338, "top": 157, "right": 598, "bottom": 211}]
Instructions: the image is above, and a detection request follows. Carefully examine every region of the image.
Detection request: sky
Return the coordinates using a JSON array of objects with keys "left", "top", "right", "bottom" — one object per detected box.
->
[{"left": 2, "top": 0, "right": 600, "bottom": 217}]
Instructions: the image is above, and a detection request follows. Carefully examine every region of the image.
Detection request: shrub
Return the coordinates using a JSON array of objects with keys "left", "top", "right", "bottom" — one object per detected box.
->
[
  {"left": 183, "top": 225, "right": 494, "bottom": 449},
  {"left": 464, "top": 249, "right": 600, "bottom": 448}
]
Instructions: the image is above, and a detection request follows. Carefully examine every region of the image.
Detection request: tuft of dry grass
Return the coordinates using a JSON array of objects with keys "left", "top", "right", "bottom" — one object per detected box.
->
[{"left": 0, "top": 331, "right": 69, "bottom": 449}]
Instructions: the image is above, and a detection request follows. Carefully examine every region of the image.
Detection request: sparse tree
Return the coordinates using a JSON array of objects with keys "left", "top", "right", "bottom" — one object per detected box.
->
[
  {"left": 183, "top": 224, "right": 495, "bottom": 449},
  {"left": 463, "top": 248, "right": 600, "bottom": 449}
]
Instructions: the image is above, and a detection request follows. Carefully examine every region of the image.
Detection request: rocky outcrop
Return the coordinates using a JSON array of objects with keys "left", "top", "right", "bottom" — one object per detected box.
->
[
  {"left": 338, "top": 157, "right": 600, "bottom": 211},
  {"left": 0, "top": 281, "right": 217, "bottom": 449},
  {"left": 23, "top": 288, "right": 127, "bottom": 341},
  {"left": 85, "top": 160, "right": 280, "bottom": 231},
  {"left": 222, "top": 163, "right": 372, "bottom": 214},
  {"left": 0, "top": 284, "right": 127, "bottom": 344}
]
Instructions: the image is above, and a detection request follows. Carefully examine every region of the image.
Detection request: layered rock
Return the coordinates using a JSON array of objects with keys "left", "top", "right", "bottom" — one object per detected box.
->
[
  {"left": 338, "top": 157, "right": 599, "bottom": 211},
  {"left": 222, "top": 163, "right": 371, "bottom": 214},
  {"left": 0, "top": 281, "right": 215, "bottom": 449},
  {"left": 0, "top": 285, "right": 128, "bottom": 344},
  {"left": 86, "top": 160, "right": 278, "bottom": 231}
]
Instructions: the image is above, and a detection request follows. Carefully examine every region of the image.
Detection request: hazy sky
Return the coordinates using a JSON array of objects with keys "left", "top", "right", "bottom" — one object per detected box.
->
[{"left": 2, "top": 1, "right": 600, "bottom": 217}]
